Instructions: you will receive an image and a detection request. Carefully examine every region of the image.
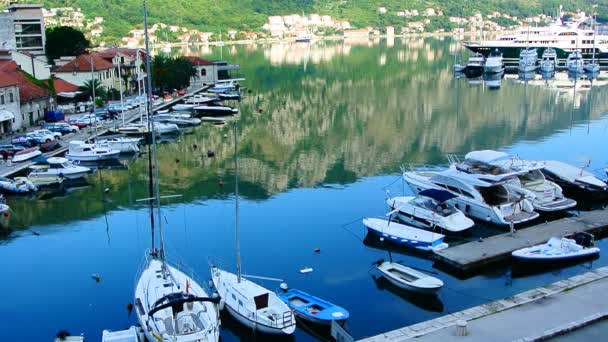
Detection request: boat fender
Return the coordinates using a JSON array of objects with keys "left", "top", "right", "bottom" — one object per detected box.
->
[
  {"left": 58, "top": 172, "right": 64, "bottom": 179},
  {"left": 127, "top": 303, "right": 133, "bottom": 313},
  {"left": 279, "top": 282, "right": 289, "bottom": 291},
  {"left": 219, "top": 298, "right": 225, "bottom": 311},
  {"left": 209, "top": 279, "right": 215, "bottom": 289}
]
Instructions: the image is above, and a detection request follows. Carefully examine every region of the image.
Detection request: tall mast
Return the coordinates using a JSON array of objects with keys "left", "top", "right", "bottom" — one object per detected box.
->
[
  {"left": 234, "top": 121, "right": 241, "bottom": 283},
  {"left": 591, "top": 14, "right": 596, "bottom": 64},
  {"left": 143, "top": 0, "right": 165, "bottom": 263}
]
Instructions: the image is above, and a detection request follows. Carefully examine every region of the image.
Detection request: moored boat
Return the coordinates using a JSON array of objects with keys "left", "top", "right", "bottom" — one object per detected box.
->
[
  {"left": 512, "top": 236, "right": 600, "bottom": 262},
  {"left": 277, "top": 286, "right": 349, "bottom": 326},
  {"left": 363, "top": 217, "right": 448, "bottom": 252},
  {"left": 567, "top": 50, "right": 584, "bottom": 74},
  {"left": 0, "top": 177, "right": 37, "bottom": 194},
  {"left": 12, "top": 147, "right": 42, "bottom": 163},
  {"left": 96, "top": 137, "right": 140, "bottom": 154},
  {"left": 484, "top": 49, "right": 504, "bottom": 74},
  {"left": 194, "top": 105, "right": 238, "bottom": 116},
  {"left": 65, "top": 141, "right": 120, "bottom": 162},
  {"left": 540, "top": 160, "right": 608, "bottom": 199},
  {"left": 374, "top": 260, "right": 443, "bottom": 295}
]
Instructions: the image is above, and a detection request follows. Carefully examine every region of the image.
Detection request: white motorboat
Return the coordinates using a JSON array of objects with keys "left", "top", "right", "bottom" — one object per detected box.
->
[
  {"left": 217, "top": 92, "right": 241, "bottom": 100},
  {"left": 97, "top": 137, "right": 140, "bottom": 153},
  {"left": 386, "top": 189, "right": 474, "bottom": 233},
  {"left": 465, "top": 52, "right": 485, "bottom": 73},
  {"left": 28, "top": 157, "right": 91, "bottom": 180},
  {"left": 65, "top": 141, "right": 120, "bottom": 162},
  {"left": 540, "top": 48, "right": 557, "bottom": 73},
  {"left": 374, "top": 261, "right": 443, "bottom": 295},
  {"left": 484, "top": 49, "right": 504, "bottom": 74},
  {"left": 154, "top": 114, "right": 201, "bottom": 127},
  {"left": 363, "top": 217, "right": 448, "bottom": 251},
  {"left": 172, "top": 103, "right": 197, "bottom": 111},
  {"left": 518, "top": 48, "right": 538, "bottom": 73},
  {"left": 183, "top": 95, "right": 218, "bottom": 105},
  {"left": 403, "top": 169, "right": 539, "bottom": 226},
  {"left": 512, "top": 236, "right": 600, "bottom": 262},
  {"left": 194, "top": 105, "right": 238, "bottom": 116},
  {"left": 567, "top": 50, "right": 584, "bottom": 74},
  {"left": 12, "top": 147, "right": 42, "bottom": 163},
  {"left": 24, "top": 175, "right": 63, "bottom": 188},
  {"left": 210, "top": 122, "right": 295, "bottom": 335},
  {"left": 455, "top": 151, "right": 577, "bottom": 212},
  {"left": 117, "top": 122, "right": 179, "bottom": 135},
  {"left": 154, "top": 122, "right": 180, "bottom": 134},
  {"left": 0, "top": 196, "right": 9, "bottom": 229},
  {"left": 541, "top": 160, "right": 608, "bottom": 197},
  {"left": 135, "top": 5, "right": 221, "bottom": 342},
  {"left": 0, "top": 177, "right": 37, "bottom": 194}
]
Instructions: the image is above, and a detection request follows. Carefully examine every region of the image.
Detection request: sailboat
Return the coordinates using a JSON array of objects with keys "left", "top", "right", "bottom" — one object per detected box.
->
[
  {"left": 134, "top": 2, "right": 220, "bottom": 341},
  {"left": 584, "top": 14, "right": 600, "bottom": 74},
  {"left": 210, "top": 122, "right": 296, "bottom": 335}
]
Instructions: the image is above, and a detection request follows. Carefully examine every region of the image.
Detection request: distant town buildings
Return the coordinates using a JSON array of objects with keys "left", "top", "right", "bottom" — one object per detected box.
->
[
  {"left": 42, "top": 7, "right": 106, "bottom": 45},
  {"left": 262, "top": 14, "right": 351, "bottom": 38}
]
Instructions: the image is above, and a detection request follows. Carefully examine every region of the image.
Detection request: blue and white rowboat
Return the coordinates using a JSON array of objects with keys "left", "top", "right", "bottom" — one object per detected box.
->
[
  {"left": 277, "top": 288, "right": 349, "bottom": 325},
  {"left": 363, "top": 218, "right": 448, "bottom": 252}
]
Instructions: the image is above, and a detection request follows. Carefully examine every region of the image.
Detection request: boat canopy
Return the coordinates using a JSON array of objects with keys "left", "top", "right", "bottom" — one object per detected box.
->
[
  {"left": 419, "top": 189, "right": 458, "bottom": 203},
  {"left": 465, "top": 150, "right": 509, "bottom": 163}
]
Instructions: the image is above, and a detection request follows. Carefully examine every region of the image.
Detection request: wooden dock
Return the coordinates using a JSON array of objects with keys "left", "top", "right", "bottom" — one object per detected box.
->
[
  {"left": 0, "top": 86, "right": 208, "bottom": 178},
  {"left": 434, "top": 209, "right": 608, "bottom": 275}
]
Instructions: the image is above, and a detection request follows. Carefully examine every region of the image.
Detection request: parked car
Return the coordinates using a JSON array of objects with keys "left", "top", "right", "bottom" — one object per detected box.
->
[
  {"left": 31, "top": 129, "right": 62, "bottom": 140},
  {"left": 26, "top": 132, "right": 57, "bottom": 144},
  {"left": 44, "top": 122, "right": 79, "bottom": 134},
  {"left": 177, "top": 89, "right": 186, "bottom": 96},
  {"left": 93, "top": 108, "right": 111, "bottom": 120},
  {"left": 11, "top": 135, "right": 35, "bottom": 147}
]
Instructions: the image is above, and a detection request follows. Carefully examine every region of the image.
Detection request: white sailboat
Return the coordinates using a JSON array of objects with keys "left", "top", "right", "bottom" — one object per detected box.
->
[
  {"left": 584, "top": 14, "right": 600, "bottom": 74},
  {"left": 134, "top": 3, "right": 220, "bottom": 341},
  {"left": 210, "top": 122, "right": 296, "bottom": 335}
]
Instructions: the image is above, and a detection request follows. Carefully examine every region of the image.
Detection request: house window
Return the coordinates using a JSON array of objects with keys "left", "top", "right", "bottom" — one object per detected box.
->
[
  {"left": 0, "top": 95, "right": 4, "bottom": 105},
  {"left": 9, "top": 93, "right": 13, "bottom": 103},
  {"left": 201, "top": 69, "right": 207, "bottom": 76}
]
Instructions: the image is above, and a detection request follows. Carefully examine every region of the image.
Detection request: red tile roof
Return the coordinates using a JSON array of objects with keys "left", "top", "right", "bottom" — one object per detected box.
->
[
  {"left": 184, "top": 56, "right": 214, "bottom": 66},
  {"left": 0, "top": 60, "right": 49, "bottom": 101},
  {"left": 52, "top": 78, "right": 79, "bottom": 93},
  {"left": 98, "top": 48, "right": 147, "bottom": 60},
  {"left": 55, "top": 53, "right": 114, "bottom": 72}
]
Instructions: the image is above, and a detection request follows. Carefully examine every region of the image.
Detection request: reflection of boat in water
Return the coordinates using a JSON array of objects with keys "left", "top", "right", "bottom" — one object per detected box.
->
[
  {"left": 484, "top": 71, "right": 504, "bottom": 89},
  {"left": 518, "top": 71, "right": 536, "bottom": 81},
  {"left": 371, "top": 275, "right": 444, "bottom": 312}
]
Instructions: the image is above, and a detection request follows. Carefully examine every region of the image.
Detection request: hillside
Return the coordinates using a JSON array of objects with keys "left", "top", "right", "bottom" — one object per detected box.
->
[{"left": 14, "top": 0, "right": 608, "bottom": 44}]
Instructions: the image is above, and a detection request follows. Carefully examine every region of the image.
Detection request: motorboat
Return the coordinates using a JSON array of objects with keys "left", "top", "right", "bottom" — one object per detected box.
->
[
  {"left": 518, "top": 48, "right": 538, "bottom": 73},
  {"left": 172, "top": 103, "right": 197, "bottom": 111},
  {"left": 386, "top": 189, "right": 475, "bottom": 233},
  {"left": 454, "top": 151, "right": 577, "bottom": 212},
  {"left": 465, "top": 52, "right": 485, "bottom": 74},
  {"left": 540, "top": 160, "right": 608, "bottom": 198},
  {"left": 209, "top": 81, "right": 239, "bottom": 93},
  {"left": 23, "top": 175, "right": 63, "bottom": 188},
  {"left": 96, "top": 137, "right": 140, "bottom": 154},
  {"left": 0, "top": 195, "right": 9, "bottom": 230},
  {"left": 403, "top": 169, "right": 539, "bottom": 226},
  {"left": 117, "top": 122, "right": 179, "bottom": 136},
  {"left": 374, "top": 260, "right": 443, "bottom": 295},
  {"left": 484, "top": 49, "right": 504, "bottom": 74},
  {"left": 12, "top": 147, "right": 42, "bottom": 163},
  {"left": 363, "top": 218, "right": 448, "bottom": 252},
  {"left": 217, "top": 92, "right": 241, "bottom": 101},
  {"left": 540, "top": 48, "right": 557, "bottom": 73},
  {"left": 210, "top": 122, "right": 295, "bottom": 335},
  {"left": 0, "top": 177, "right": 37, "bottom": 194},
  {"left": 28, "top": 157, "right": 91, "bottom": 180},
  {"left": 512, "top": 235, "right": 600, "bottom": 262},
  {"left": 567, "top": 50, "right": 584, "bottom": 74},
  {"left": 183, "top": 95, "right": 218, "bottom": 105},
  {"left": 194, "top": 105, "right": 238, "bottom": 116},
  {"left": 276, "top": 286, "right": 349, "bottom": 326},
  {"left": 153, "top": 114, "right": 201, "bottom": 127},
  {"left": 134, "top": 6, "right": 221, "bottom": 342},
  {"left": 65, "top": 141, "right": 120, "bottom": 162}
]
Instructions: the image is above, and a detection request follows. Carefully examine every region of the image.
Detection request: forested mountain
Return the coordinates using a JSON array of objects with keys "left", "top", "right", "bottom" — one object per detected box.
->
[{"left": 13, "top": 0, "right": 608, "bottom": 43}]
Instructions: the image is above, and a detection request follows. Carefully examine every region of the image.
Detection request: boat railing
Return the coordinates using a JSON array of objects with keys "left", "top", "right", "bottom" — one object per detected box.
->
[
  {"left": 446, "top": 154, "right": 464, "bottom": 165},
  {"left": 400, "top": 163, "right": 447, "bottom": 174}
]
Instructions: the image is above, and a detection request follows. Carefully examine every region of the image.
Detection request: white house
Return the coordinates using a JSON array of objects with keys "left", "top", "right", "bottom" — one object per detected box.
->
[
  {"left": 185, "top": 56, "right": 241, "bottom": 86},
  {"left": 53, "top": 54, "right": 115, "bottom": 90}
]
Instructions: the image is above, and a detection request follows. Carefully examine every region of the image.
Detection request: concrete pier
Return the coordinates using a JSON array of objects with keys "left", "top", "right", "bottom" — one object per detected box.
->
[
  {"left": 0, "top": 86, "right": 208, "bottom": 178},
  {"left": 359, "top": 266, "right": 608, "bottom": 342},
  {"left": 434, "top": 209, "right": 608, "bottom": 275}
]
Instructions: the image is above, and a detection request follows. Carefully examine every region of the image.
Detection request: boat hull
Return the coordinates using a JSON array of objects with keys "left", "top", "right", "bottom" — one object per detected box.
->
[{"left": 65, "top": 151, "right": 120, "bottom": 162}]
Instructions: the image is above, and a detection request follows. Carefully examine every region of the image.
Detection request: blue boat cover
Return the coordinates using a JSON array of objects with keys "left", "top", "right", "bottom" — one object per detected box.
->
[{"left": 419, "top": 189, "right": 458, "bottom": 203}]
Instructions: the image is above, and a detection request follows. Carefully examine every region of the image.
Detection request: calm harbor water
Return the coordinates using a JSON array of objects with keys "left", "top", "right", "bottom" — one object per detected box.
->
[{"left": 2, "top": 38, "right": 608, "bottom": 341}]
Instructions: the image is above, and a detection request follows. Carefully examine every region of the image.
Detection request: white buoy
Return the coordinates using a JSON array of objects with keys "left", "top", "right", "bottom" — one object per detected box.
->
[
  {"left": 219, "top": 298, "right": 225, "bottom": 311},
  {"left": 279, "top": 282, "right": 289, "bottom": 291}
]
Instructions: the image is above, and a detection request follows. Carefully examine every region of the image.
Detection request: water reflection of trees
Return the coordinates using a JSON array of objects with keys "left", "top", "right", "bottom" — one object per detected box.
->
[{"left": 7, "top": 38, "right": 608, "bottom": 230}]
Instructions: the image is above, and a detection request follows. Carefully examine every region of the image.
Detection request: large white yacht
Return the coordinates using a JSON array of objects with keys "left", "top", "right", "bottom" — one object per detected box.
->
[{"left": 464, "top": 9, "right": 608, "bottom": 65}]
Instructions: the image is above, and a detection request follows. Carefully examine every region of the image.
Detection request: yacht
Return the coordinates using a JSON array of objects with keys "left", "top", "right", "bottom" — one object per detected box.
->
[
  {"left": 193, "top": 105, "right": 238, "bottom": 116},
  {"left": 28, "top": 157, "right": 91, "bottom": 180},
  {"left": 540, "top": 48, "right": 557, "bottom": 72},
  {"left": 153, "top": 114, "right": 201, "bottom": 127},
  {"left": 118, "top": 122, "right": 179, "bottom": 136},
  {"left": 452, "top": 151, "right": 577, "bottom": 212},
  {"left": 518, "top": 48, "right": 538, "bottom": 73},
  {"left": 96, "top": 137, "right": 140, "bottom": 154},
  {"left": 465, "top": 52, "right": 485, "bottom": 74},
  {"left": 464, "top": 9, "right": 608, "bottom": 65},
  {"left": 567, "top": 50, "right": 584, "bottom": 73},
  {"left": 386, "top": 189, "right": 475, "bottom": 233},
  {"left": 403, "top": 169, "right": 539, "bottom": 226},
  {"left": 484, "top": 49, "right": 504, "bottom": 74},
  {"left": 65, "top": 141, "right": 120, "bottom": 162}
]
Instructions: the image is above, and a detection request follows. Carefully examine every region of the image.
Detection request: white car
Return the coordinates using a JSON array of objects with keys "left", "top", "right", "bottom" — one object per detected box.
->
[
  {"left": 26, "top": 131, "right": 57, "bottom": 143},
  {"left": 54, "top": 122, "right": 79, "bottom": 133},
  {"left": 31, "top": 129, "right": 61, "bottom": 140}
]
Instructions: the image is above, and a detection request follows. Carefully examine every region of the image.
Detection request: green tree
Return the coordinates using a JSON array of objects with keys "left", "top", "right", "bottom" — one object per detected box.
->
[
  {"left": 79, "top": 79, "right": 106, "bottom": 102},
  {"left": 45, "top": 26, "right": 90, "bottom": 63},
  {"left": 152, "top": 55, "right": 196, "bottom": 93}
]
